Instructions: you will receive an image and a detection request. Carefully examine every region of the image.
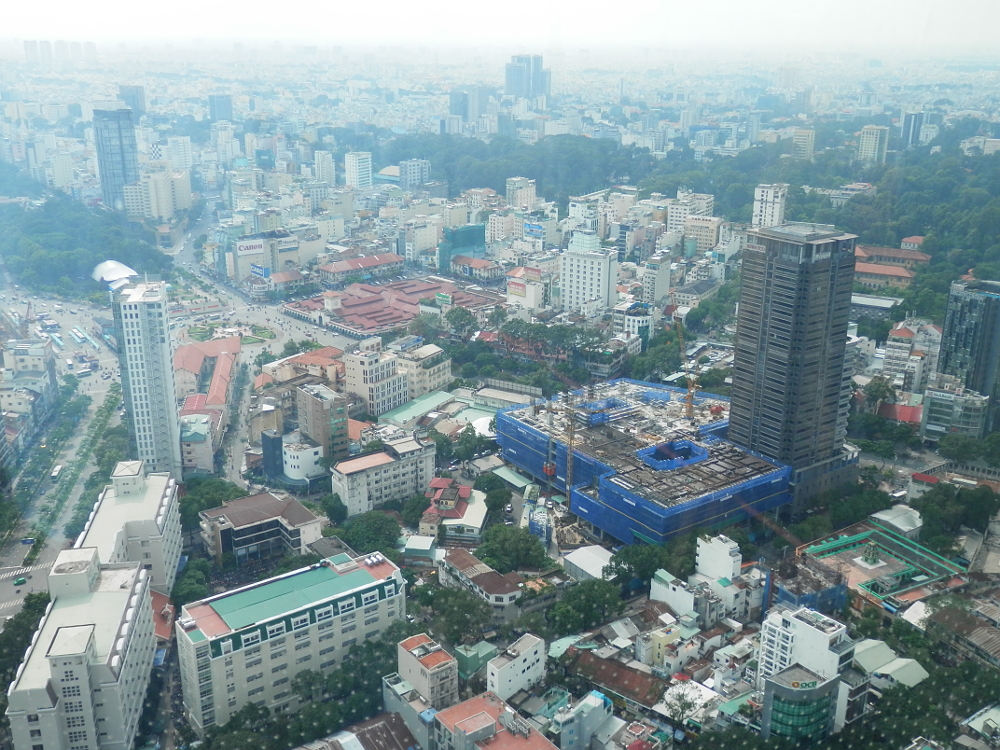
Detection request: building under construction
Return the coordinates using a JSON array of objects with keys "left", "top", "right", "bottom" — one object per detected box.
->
[{"left": 495, "top": 379, "right": 791, "bottom": 544}]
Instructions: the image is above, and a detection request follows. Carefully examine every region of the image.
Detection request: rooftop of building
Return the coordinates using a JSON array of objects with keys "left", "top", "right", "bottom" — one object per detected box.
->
[
  {"left": 401, "top": 633, "right": 456, "bottom": 669},
  {"left": 200, "top": 491, "right": 317, "bottom": 529},
  {"left": 173, "top": 336, "right": 242, "bottom": 374},
  {"left": 502, "top": 380, "right": 782, "bottom": 511},
  {"left": 561, "top": 647, "right": 666, "bottom": 707},
  {"left": 379, "top": 391, "right": 455, "bottom": 425},
  {"left": 434, "top": 692, "right": 558, "bottom": 750},
  {"left": 767, "top": 664, "right": 829, "bottom": 689},
  {"left": 180, "top": 553, "right": 399, "bottom": 641},
  {"left": 489, "top": 634, "right": 543, "bottom": 669},
  {"left": 856, "top": 244, "right": 931, "bottom": 262},
  {"left": 334, "top": 451, "right": 396, "bottom": 475},
  {"left": 855, "top": 262, "right": 916, "bottom": 278},
  {"left": 75, "top": 466, "right": 175, "bottom": 558},
  {"left": 754, "top": 222, "right": 848, "bottom": 242},
  {"left": 12, "top": 559, "right": 143, "bottom": 693}
]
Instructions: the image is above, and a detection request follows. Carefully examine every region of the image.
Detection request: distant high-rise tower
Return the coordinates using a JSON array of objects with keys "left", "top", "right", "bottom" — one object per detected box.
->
[
  {"left": 118, "top": 85, "right": 146, "bottom": 116},
  {"left": 23, "top": 41, "right": 39, "bottom": 66},
  {"left": 344, "top": 151, "right": 372, "bottom": 189},
  {"left": 208, "top": 94, "right": 233, "bottom": 123},
  {"left": 112, "top": 281, "right": 182, "bottom": 478},
  {"left": 314, "top": 149, "right": 335, "bottom": 185},
  {"left": 505, "top": 176, "right": 536, "bottom": 209},
  {"left": 399, "top": 159, "right": 430, "bottom": 191},
  {"left": 752, "top": 184, "right": 788, "bottom": 228},
  {"left": 900, "top": 112, "right": 926, "bottom": 149},
  {"left": 93, "top": 107, "right": 140, "bottom": 212},
  {"left": 938, "top": 280, "right": 1000, "bottom": 431},
  {"left": 791, "top": 128, "right": 815, "bottom": 160},
  {"left": 729, "top": 223, "right": 858, "bottom": 501},
  {"left": 857, "top": 125, "right": 889, "bottom": 165},
  {"left": 505, "top": 54, "right": 550, "bottom": 99}
]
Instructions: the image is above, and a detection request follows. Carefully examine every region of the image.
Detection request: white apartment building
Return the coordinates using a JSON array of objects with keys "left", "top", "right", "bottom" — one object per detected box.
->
[
  {"left": 881, "top": 318, "right": 942, "bottom": 392},
  {"left": 396, "top": 633, "right": 459, "bottom": 709},
  {"left": 752, "top": 184, "right": 788, "bottom": 228},
  {"left": 506, "top": 176, "right": 536, "bottom": 209},
  {"left": 74, "top": 460, "right": 182, "bottom": 595},
  {"left": 560, "top": 230, "right": 618, "bottom": 314},
  {"left": 330, "top": 435, "right": 436, "bottom": 516},
  {"left": 641, "top": 254, "right": 672, "bottom": 306},
  {"left": 166, "top": 136, "right": 194, "bottom": 171},
  {"left": 344, "top": 151, "right": 373, "bottom": 189},
  {"left": 343, "top": 349, "right": 409, "bottom": 417},
  {"left": 6, "top": 548, "right": 156, "bottom": 750},
  {"left": 392, "top": 343, "right": 452, "bottom": 400},
  {"left": 176, "top": 553, "right": 406, "bottom": 735},
  {"left": 756, "top": 606, "right": 855, "bottom": 690},
  {"left": 857, "top": 125, "right": 889, "bottom": 165},
  {"left": 792, "top": 128, "right": 815, "bottom": 160},
  {"left": 314, "top": 150, "right": 335, "bottom": 185},
  {"left": 486, "top": 633, "right": 545, "bottom": 700},
  {"left": 123, "top": 167, "right": 191, "bottom": 223},
  {"left": 112, "top": 281, "right": 182, "bottom": 478}
]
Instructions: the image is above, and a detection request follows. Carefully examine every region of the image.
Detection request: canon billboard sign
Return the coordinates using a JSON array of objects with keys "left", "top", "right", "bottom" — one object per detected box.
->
[{"left": 236, "top": 240, "right": 266, "bottom": 256}]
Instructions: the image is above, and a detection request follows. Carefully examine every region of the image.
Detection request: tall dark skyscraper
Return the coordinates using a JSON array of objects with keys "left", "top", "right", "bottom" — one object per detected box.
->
[
  {"left": 938, "top": 280, "right": 1000, "bottom": 430},
  {"left": 505, "top": 54, "right": 551, "bottom": 99},
  {"left": 728, "top": 223, "right": 858, "bottom": 501},
  {"left": 118, "top": 84, "right": 146, "bottom": 116},
  {"left": 93, "top": 107, "right": 139, "bottom": 212},
  {"left": 901, "top": 111, "right": 926, "bottom": 148},
  {"left": 208, "top": 94, "right": 233, "bottom": 122}
]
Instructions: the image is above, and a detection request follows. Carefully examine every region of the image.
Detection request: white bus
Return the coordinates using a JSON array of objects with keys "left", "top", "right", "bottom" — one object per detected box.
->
[{"left": 50, "top": 465, "right": 63, "bottom": 481}]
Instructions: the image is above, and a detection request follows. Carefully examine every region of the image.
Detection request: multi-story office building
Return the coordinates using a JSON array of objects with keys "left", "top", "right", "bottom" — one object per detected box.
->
[
  {"left": 506, "top": 176, "right": 536, "bottom": 209},
  {"left": 165, "top": 136, "right": 194, "bottom": 171},
  {"left": 199, "top": 491, "right": 323, "bottom": 565},
  {"left": 486, "top": 634, "right": 545, "bottom": 700},
  {"left": 791, "top": 128, "right": 815, "bottom": 160},
  {"left": 504, "top": 54, "right": 550, "bottom": 99},
  {"left": 296, "top": 383, "right": 350, "bottom": 463},
  {"left": 683, "top": 214, "right": 723, "bottom": 253},
  {"left": 207, "top": 94, "right": 233, "bottom": 123},
  {"left": 752, "top": 183, "right": 788, "bottom": 228},
  {"left": 396, "top": 633, "right": 460, "bottom": 709},
  {"left": 314, "top": 150, "right": 335, "bottom": 185},
  {"left": 344, "top": 151, "right": 373, "bottom": 189},
  {"left": 857, "top": 125, "right": 889, "bottom": 165},
  {"left": 560, "top": 230, "right": 618, "bottom": 314},
  {"left": 548, "top": 691, "right": 615, "bottom": 750},
  {"left": 938, "top": 280, "right": 1000, "bottom": 431},
  {"left": 5, "top": 548, "right": 156, "bottom": 750},
  {"left": 93, "top": 107, "right": 139, "bottom": 211},
  {"left": 757, "top": 605, "right": 854, "bottom": 688},
  {"left": 391, "top": 342, "right": 452, "bottom": 400},
  {"left": 123, "top": 164, "right": 192, "bottom": 223},
  {"left": 881, "top": 318, "right": 941, "bottom": 392},
  {"left": 112, "top": 281, "right": 182, "bottom": 478},
  {"left": 901, "top": 112, "right": 926, "bottom": 149},
  {"left": 74, "top": 460, "right": 182, "bottom": 595},
  {"left": 920, "top": 373, "right": 990, "bottom": 443},
  {"left": 330, "top": 435, "right": 435, "bottom": 516},
  {"left": 641, "top": 253, "right": 672, "bottom": 306},
  {"left": 117, "top": 85, "right": 145, "bottom": 116},
  {"left": 728, "top": 224, "right": 858, "bottom": 501},
  {"left": 399, "top": 159, "right": 431, "bottom": 191},
  {"left": 760, "top": 665, "right": 840, "bottom": 742},
  {"left": 343, "top": 349, "right": 408, "bottom": 417},
  {"left": 176, "top": 553, "right": 406, "bottom": 735}
]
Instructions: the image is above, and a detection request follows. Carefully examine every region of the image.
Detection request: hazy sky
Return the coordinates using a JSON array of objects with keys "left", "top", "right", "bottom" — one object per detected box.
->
[{"left": 4, "top": 0, "right": 1000, "bottom": 53}]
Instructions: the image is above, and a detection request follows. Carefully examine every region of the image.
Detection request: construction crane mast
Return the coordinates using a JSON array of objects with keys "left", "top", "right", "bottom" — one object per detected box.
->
[{"left": 669, "top": 293, "right": 698, "bottom": 420}]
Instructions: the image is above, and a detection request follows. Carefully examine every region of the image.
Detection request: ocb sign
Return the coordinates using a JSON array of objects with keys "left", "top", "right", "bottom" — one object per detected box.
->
[{"left": 790, "top": 680, "right": 818, "bottom": 689}]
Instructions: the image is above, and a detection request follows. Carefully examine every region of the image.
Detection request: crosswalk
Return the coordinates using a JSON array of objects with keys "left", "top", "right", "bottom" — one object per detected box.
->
[{"left": 0, "top": 564, "right": 48, "bottom": 582}]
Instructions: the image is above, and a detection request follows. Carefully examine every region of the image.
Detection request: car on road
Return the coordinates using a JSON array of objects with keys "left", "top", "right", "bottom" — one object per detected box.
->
[{"left": 13, "top": 577, "right": 26, "bottom": 586}]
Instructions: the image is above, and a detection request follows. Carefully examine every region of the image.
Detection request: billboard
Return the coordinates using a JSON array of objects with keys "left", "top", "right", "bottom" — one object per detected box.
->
[
  {"left": 508, "top": 281, "right": 526, "bottom": 297},
  {"left": 524, "top": 222, "right": 544, "bottom": 239},
  {"left": 251, "top": 264, "right": 271, "bottom": 278},
  {"left": 435, "top": 292, "right": 453, "bottom": 306},
  {"left": 236, "top": 239, "right": 266, "bottom": 256},
  {"left": 277, "top": 237, "right": 298, "bottom": 252},
  {"left": 524, "top": 267, "right": 542, "bottom": 282}
]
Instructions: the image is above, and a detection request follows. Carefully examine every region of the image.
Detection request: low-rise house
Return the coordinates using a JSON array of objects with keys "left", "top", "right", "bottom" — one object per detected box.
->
[{"left": 199, "top": 492, "right": 323, "bottom": 565}]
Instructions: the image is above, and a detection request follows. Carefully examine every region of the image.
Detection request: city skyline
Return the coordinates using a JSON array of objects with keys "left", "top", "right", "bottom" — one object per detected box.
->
[{"left": 2, "top": 0, "right": 999, "bottom": 52}]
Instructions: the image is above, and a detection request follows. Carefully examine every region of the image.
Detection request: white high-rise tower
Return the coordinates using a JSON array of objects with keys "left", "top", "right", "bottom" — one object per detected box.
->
[
  {"left": 113, "top": 281, "right": 182, "bottom": 477},
  {"left": 752, "top": 183, "right": 788, "bottom": 228},
  {"left": 344, "top": 151, "right": 372, "bottom": 188}
]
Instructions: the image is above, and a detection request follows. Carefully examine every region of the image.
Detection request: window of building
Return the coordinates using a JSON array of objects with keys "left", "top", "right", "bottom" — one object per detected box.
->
[
  {"left": 267, "top": 623, "right": 286, "bottom": 638},
  {"left": 65, "top": 717, "right": 85, "bottom": 728},
  {"left": 61, "top": 686, "right": 81, "bottom": 697},
  {"left": 338, "top": 600, "right": 355, "bottom": 614},
  {"left": 243, "top": 632, "right": 261, "bottom": 646},
  {"left": 316, "top": 606, "right": 333, "bottom": 621},
  {"left": 362, "top": 591, "right": 378, "bottom": 606}
]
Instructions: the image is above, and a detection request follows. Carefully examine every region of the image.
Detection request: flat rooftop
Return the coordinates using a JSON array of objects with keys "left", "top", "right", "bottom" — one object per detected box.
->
[
  {"left": 181, "top": 555, "right": 399, "bottom": 640},
  {"left": 75, "top": 472, "right": 175, "bottom": 557},
  {"left": 11, "top": 564, "right": 141, "bottom": 693},
  {"left": 768, "top": 664, "right": 828, "bottom": 689},
  {"left": 503, "top": 380, "right": 781, "bottom": 509}
]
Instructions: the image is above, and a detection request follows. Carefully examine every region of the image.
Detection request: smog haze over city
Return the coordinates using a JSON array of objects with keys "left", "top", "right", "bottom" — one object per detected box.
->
[{"left": 6, "top": 2, "right": 1000, "bottom": 750}]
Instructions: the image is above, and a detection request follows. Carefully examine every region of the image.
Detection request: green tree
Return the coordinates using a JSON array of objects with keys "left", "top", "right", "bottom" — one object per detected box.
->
[
  {"left": 318, "top": 493, "right": 348, "bottom": 525},
  {"left": 485, "top": 487, "right": 513, "bottom": 514},
  {"left": 938, "top": 433, "right": 983, "bottom": 462},
  {"left": 179, "top": 477, "right": 246, "bottom": 531},
  {"left": 604, "top": 543, "right": 666, "bottom": 587},
  {"left": 445, "top": 306, "right": 478, "bottom": 337},
  {"left": 476, "top": 525, "right": 550, "bottom": 574},
  {"left": 338, "top": 511, "right": 401, "bottom": 554},
  {"left": 402, "top": 493, "right": 431, "bottom": 528},
  {"left": 171, "top": 558, "right": 212, "bottom": 608},
  {"left": 864, "top": 375, "right": 897, "bottom": 411},
  {"left": 549, "top": 579, "right": 624, "bottom": 636},
  {"left": 474, "top": 473, "right": 507, "bottom": 493},
  {"left": 428, "top": 586, "right": 492, "bottom": 644}
]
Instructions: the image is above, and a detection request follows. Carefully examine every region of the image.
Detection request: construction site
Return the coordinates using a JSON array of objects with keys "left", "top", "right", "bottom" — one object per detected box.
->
[{"left": 495, "top": 379, "right": 792, "bottom": 545}]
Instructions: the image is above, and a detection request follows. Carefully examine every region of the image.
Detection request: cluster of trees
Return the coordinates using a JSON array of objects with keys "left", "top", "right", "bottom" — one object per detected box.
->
[
  {"left": 253, "top": 338, "right": 322, "bottom": 370},
  {"left": 938, "top": 431, "right": 1000, "bottom": 466},
  {"left": 909, "top": 483, "right": 1000, "bottom": 553},
  {"left": 191, "top": 620, "right": 421, "bottom": 750},
  {"left": 171, "top": 558, "right": 213, "bottom": 609},
  {"left": 178, "top": 477, "right": 247, "bottom": 531},
  {"left": 64, "top": 422, "right": 131, "bottom": 539},
  {"left": 325, "top": 510, "right": 401, "bottom": 556},
  {"left": 476, "top": 524, "right": 551, "bottom": 574},
  {"left": 425, "top": 425, "right": 494, "bottom": 466},
  {"left": 679, "top": 275, "right": 741, "bottom": 335},
  {"left": 418, "top": 585, "right": 493, "bottom": 645},
  {"left": 0, "top": 193, "right": 171, "bottom": 298}
]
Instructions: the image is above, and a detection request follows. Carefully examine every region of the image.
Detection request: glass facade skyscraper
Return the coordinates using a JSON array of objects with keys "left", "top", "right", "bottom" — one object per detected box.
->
[{"left": 93, "top": 107, "right": 139, "bottom": 212}]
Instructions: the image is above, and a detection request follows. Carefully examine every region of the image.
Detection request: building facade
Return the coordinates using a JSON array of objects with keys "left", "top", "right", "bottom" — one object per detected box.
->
[
  {"left": 343, "top": 349, "right": 408, "bottom": 417},
  {"left": 176, "top": 553, "right": 405, "bottom": 735},
  {"left": 330, "top": 435, "right": 436, "bottom": 516},
  {"left": 857, "top": 125, "right": 889, "bottom": 165},
  {"left": 296, "top": 383, "right": 350, "bottom": 463},
  {"left": 560, "top": 231, "right": 618, "bottom": 314},
  {"left": 486, "top": 634, "right": 545, "bottom": 700},
  {"left": 199, "top": 492, "right": 323, "bottom": 565},
  {"left": 752, "top": 183, "right": 787, "bottom": 228},
  {"left": 112, "top": 281, "right": 182, "bottom": 478},
  {"left": 392, "top": 343, "right": 452, "bottom": 400},
  {"left": 344, "top": 151, "right": 373, "bottom": 189},
  {"left": 728, "top": 224, "right": 858, "bottom": 501},
  {"left": 93, "top": 107, "right": 139, "bottom": 211},
  {"left": 5, "top": 548, "right": 156, "bottom": 750}
]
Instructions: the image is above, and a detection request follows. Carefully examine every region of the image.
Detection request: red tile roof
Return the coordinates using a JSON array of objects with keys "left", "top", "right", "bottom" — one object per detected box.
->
[
  {"left": 452, "top": 255, "right": 499, "bottom": 270},
  {"left": 901, "top": 236, "right": 925, "bottom": 245},
  {"left": 348, "top": 418, "right": 373, "bottom": 441},
  {"left": 889, "top": 326, "right": 915, "bottom": 338},
  {"left": 562, "top": 647, "right": 667, "bottom": 708},
  {"left": 271, "top": 269, "right": 304, "bottom": 283},
  {"left": 855, "top": 245, "right": 930, "bottom": 263},
  {"left": 180, "top": 394, "right": 208, "bottom": 413},
  {"left": 206, "top": 352, "right": 235, "bottom": 406},
  {"left": 877, "top": 403, "right": 923, "bottom": 423},
  {"left": 320, "top": 253, "right": 404, "bottom": 275},
  {"left": 855, "top": 262, "right": 915, "bottom": 278},
  {"left": 254, "top": 372, "right": 274, "bottom": 390},
  {"left": 912, "top": 472, "right": 939, "bottom": 484}
]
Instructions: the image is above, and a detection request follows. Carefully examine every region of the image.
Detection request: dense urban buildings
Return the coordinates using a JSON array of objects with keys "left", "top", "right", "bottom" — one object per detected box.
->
[{"left": 728, "top": 223, "right": 858, "bottom": 501}]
